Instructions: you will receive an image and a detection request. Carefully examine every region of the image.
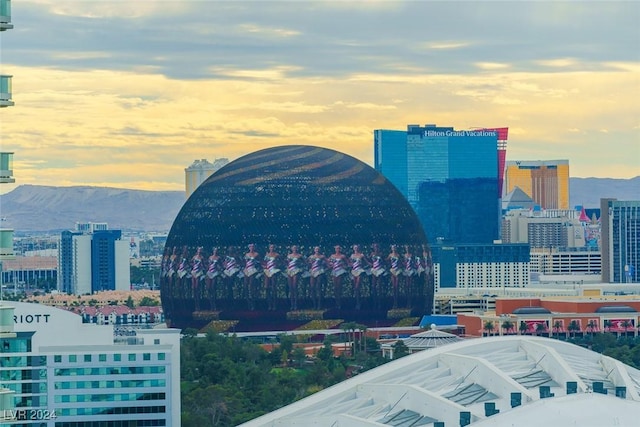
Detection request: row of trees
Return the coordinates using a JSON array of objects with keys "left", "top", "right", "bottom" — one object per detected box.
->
[
  {"left": 180, "top": 329, "right": 407, "bottom": 426},
  {"left": 482, "top": 319, "right": 632, "bottom": 337}
]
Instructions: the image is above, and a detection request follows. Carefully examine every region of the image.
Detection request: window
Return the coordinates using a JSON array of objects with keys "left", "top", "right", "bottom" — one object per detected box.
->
[
  {"left": 84, "top": 354, "right": 91, "bottom": 362},
  {"left": 158, "top": 353, "right": 165, "bottom": 361},
  {"left": 154, "top": 339, "right": 160, "bottom": 345},
  {"left": 54, "top": 355, "right": 62, "bottom": 363},
  {"left": 128, "top": 353, "right": 136, "bottom": 362},
  {"left": 69, "top": 355, "right": 77, "bottom": 363},
  {"left": 99, "top": 354, "right": 107, "bottom": 362},
  {"left": 114, "top": 354, "right": 121, "bottom": 362},
  {"left": 143, "top": 353, "right": 151, "bottom": 361}
]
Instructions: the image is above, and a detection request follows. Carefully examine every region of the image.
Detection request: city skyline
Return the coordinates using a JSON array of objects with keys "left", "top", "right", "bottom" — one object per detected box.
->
[{"left": 1, "top": 0, "right": 639, "bottom": 195}]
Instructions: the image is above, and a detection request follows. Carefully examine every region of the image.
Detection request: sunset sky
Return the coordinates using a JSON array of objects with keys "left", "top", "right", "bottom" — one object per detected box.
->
[{"left": 1, "top": 0, "right": 639, "bottom": 194}]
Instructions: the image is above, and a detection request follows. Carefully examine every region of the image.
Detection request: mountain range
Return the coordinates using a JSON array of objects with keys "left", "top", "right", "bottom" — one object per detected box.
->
[{"left": 1, "top": 177, "right": 638, "bottom": 233}]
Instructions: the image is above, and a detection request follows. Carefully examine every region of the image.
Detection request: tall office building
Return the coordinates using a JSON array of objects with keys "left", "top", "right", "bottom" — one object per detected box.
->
[
  {"left": 504, "top": 160, "right": 569, "bottom": 209},
  {"left": 601, "top": 199, "right": 639, "bottom": 283},
  {"left": 184, "top": 157, "right": 229, "bottom": 198},
  {"left": 58, "top": 224, "right": 130, "bottom": 295},
  {"left": 374, "top": 124, "right": 507, "bottom": 244},
  {"left": 0, "top": 301, "right": 180, "bottom": 426}
]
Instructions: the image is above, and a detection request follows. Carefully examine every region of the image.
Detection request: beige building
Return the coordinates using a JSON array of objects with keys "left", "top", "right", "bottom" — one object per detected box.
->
[
  {"left": 505, "top": 160, "right": 569, "bottom": 209},
  {"left": 184, "top": 157, "right": 229, "bottom": 198}
]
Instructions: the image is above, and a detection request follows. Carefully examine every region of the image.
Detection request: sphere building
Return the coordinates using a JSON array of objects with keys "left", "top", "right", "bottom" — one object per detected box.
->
[{"left": 162, "top": 145, "right": 432, "bottom": 330}]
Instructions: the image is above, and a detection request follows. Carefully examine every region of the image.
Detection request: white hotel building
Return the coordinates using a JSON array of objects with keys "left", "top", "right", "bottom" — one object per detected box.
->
[{"left": 0, "top": 301, "right": 180, "bottom": 426}]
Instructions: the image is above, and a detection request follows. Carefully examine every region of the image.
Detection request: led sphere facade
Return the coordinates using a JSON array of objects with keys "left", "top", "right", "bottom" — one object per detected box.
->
[{"left": 162, "top": 146, "right": 433, "bottom": 329}]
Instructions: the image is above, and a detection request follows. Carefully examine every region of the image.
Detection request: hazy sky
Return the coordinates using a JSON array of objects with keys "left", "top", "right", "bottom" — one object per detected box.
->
[{"left": 1, "top": 0, "right": 639, "bottom": 193}]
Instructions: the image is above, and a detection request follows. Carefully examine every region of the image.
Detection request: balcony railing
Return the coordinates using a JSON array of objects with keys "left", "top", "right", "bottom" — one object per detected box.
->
[
  {"left": 0, "top": 152, "right": 14, "bottom": 183},
  {"left": 0, "top": 75, "right": 14, "bottom": 107},
  {"left": 0, "top": 0, "right": 12, "bottom": 31}
]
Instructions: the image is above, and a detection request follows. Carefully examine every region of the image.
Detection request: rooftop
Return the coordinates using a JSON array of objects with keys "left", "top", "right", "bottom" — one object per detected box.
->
[{"left": 241, "top": 335, "right": 640, "bottom": 426}]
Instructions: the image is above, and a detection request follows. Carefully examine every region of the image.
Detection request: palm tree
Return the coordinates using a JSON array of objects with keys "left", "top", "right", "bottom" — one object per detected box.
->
[
  {"left": 342, "top": 322, "right": 357, "bottom": 356},
  {"left": 586, "top": 320, "right": 597, "bottom": 337},
  {"left": 552, "top": 320, "right": 563, "bottom": 339},
  {"left": 483, "top": 320, "right": 495, "bottom": 337},
  {"left": 621, "top": 320, "right": 632, "bottom": 337},
  {"left": 535, "top": 322, "right": 547, "bottom": 336},
  {"left": 519, "top": 321, "right": 529, "bottom": 335},
  {"left": 501, "top": 319, "right": 514, "bottom": 335},
  {"left": 357, "top": 323, "right": 367, "bottom": 353},
  {"left": 603, "top": 320, "right": 612, "bottom": 332},
  {"left": 568, "top": 320, "right": 580, "bottom": 338}
]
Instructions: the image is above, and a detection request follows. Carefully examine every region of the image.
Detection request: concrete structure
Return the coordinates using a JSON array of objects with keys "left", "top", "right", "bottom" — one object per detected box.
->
[
  {"left": 374, "top": 124, "right": 508, "bottom": 244},
  {"left": 0, "top": 301, "right": 180, "bottom": 425},
  {"left": 0, "top": 303, "right": 16, "bottom": 421},
  {"left": 1, "top": 7, "right": 17, "bottom": 416},
  {"left": 381, "top": 324, "right": 462, "bottom": 359},
  {"left": 601, "top": 199, "right": 639, "bottom": 283},
  {"left": 0, "top": 0, "right": 13, "bottom": 108},
  {"left": 184, "top": 157, "right": 229, "bottom": 198},
  {"left": 505, "top": 160, "right": 570, "bottom": 209},
  {"left": 241, "top": 335, "right": 640, "bottom": 426},
  {"left": 58, "top": 224, "right": 130, "bottom": 295}
]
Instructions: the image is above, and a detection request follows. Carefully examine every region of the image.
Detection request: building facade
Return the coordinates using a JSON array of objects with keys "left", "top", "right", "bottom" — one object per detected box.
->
[
  {"left": 0, "top": 301, "right": 180, "bottom": 426},
  {"left": 601, "top": 199, "right": 640, "bottom": 283},
  {"left": 184, "top": 157, "right": 229, "bottom": 198},
  {"left": 504, "top": 160, "right": 570, "bottom": 209},
  {"left": 529, "top": 249, "right": 601, "bottom": 277},
  {"left": 431, "top": 243, "right": 530, "bottom": 292},
  {"left": 501, "top": 208, "right": 589, "bottom": 249},
  {"left": 58, "top": 225, "right": 130, "bottom": 295},
  {"left": 374, "top": 124, "right": 506, "bottom": 244}
]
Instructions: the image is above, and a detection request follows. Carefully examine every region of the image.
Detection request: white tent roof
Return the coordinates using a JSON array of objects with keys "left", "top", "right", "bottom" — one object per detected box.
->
[{"left": 241, "top": 335, "right": 640, "bottom": 427}]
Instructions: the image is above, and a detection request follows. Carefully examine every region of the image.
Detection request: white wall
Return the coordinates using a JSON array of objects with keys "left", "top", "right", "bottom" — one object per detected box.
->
[
  {"left": 115, "top": 239, "right": 130, "bottom": 291},
  {"left": 73, "top": 235, "right": 92, "bottom": 295}
]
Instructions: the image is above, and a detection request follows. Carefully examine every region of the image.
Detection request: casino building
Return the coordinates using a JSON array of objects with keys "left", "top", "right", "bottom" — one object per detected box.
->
[
  {"left": 162, "top": 145, "right": 432, "bottom": 330},
  {"left": 374, "top": 124, "right": 508, "bottom": 245},
  {"left": 0, "top": 301, "right": 180, "bottom": 426}
]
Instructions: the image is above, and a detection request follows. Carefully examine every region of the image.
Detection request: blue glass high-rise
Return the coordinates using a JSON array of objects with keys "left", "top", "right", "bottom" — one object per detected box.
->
[{"left": 375, "top": 124, "right": 500, "bottom": 244}]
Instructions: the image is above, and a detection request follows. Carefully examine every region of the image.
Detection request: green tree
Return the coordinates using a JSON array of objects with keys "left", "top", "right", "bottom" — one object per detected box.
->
[
  {"left": 139, "top": 296, "right": 160, "bottom": 306},
  {"left": 552, "top": 320, "right": 563, "bottom": 338},
  {"left": 501, "top": 319, "right": 514, "bottom": 335},
  {"left": 519, "top": 321, "right": 529, "bottom": 335},
  {"left": 125, "top": 295, "right": 135, "bottom": 309},
  {"left": 586, "top": 320, "right": 598, "bottom": 337},
  {"left": 291, "top": 347, "right": 307, "bottom": 367},
  {"left": 568, "top": 320, "right": 581, "bottom": 338},
  {"left": 392, "top": 340, "right": 409, "bottom": 359},
  {"left": 483, "top": 320, "right": 495, "bottom": 336}
]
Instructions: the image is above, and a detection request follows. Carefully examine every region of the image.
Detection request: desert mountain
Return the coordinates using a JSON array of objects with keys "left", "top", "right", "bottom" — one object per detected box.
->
[{"left": 1, "top": 177, "right": 638, "bottom": 233}]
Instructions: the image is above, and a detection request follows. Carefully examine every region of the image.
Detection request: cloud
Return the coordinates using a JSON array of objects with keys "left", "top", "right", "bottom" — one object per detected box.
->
[
  {"left": 2, "top": 0, "right": 638, "bottom": 193},
  {"left": 238, "top": 24, "right": 301, "bottom": 38},
  {"left": 424, "top": 41, "right": 471, "bottom": 50},
  {"left": 535, "top": 58, "right": 578, "bottom": 68},
  {"left": 475, "top": 62, "right": 511, "bottom": 71}
]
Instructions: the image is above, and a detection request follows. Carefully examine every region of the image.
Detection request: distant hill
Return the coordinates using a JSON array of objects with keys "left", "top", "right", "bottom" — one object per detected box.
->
[
  {"left": 569, "top": 176, "right": 640, "bottom": 209},
  {"left": 0, "top": 185, "right": 185, "bottom": 234},
  {"left": 0, "top": 178, "right": 637, "bottom": 233}
]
